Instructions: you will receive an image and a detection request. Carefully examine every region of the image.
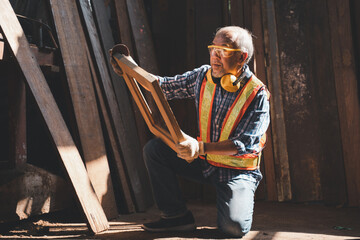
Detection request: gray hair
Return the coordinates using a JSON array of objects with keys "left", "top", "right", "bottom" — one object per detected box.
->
[{"left": 215, "top": 26, "right": 254, "bottom": 63}]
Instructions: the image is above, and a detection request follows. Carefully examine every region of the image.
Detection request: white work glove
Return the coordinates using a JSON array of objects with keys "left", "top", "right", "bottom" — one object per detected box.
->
[{"left": 176, "top": 132, "right": 205, "bottom": 163}]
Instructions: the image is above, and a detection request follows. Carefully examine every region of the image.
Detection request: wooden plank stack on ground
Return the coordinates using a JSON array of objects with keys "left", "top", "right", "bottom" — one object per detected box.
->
[
  {"left": 49, "top": 0, "right": 118, "bottom": 220},
  {"left": 90, "top": 0, "right": 153, "bottom": 211},
  {"left": 0, "top": 0, "right": 109, "bottom": 233},
  {"left": 77, "top": 0, "right": 135, "bottom": 214},
  {"left": 1, "top": 0, "right": 160, "bottom": 224}
]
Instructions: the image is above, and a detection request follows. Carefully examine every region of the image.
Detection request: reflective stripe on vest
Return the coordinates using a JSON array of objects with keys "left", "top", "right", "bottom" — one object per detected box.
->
[{"left": 198, "top": 72, "right": 265, "bottom": 170}]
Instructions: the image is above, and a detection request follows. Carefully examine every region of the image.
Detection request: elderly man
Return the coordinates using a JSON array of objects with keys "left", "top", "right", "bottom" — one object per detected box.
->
[{"left": 111, "top": 26, "right": 270, "bottom": 237}]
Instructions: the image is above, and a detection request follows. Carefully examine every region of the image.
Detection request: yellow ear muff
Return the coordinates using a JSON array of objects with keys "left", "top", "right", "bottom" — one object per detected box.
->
[
  {"left": 206, "top": 69, "right": 241, "bottom": 93},
  {"left": 220, "top": 74, "right": 240, "bottom": 92}
]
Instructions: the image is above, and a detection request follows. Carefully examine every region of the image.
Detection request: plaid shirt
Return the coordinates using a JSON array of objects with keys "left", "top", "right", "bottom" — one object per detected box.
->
[{"left": 158, "top": 65, "right": 270, "bottom": 182}]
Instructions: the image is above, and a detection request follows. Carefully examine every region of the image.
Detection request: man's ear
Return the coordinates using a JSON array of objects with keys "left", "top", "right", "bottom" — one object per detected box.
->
[{"left": 239, "top": 52, "right": 248, "bottom": 63}]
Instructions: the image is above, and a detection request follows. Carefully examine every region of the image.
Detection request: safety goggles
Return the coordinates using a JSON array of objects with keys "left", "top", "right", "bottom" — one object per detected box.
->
[{"left": 208, "top": 45, "right": 243, "bottom": 58}]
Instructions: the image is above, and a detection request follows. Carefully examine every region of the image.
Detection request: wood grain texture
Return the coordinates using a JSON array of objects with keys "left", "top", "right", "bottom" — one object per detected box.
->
[
  {"left": 0, "top": 0, "right": 108, "bottom": 232},
  {"left": 49, "top": 0, "right": 117, "bottom": 219},
  {"left": 303, "top": 0, "right": 347, "bottom": 205},
  {"left": 114, "top": 0, "right": 134, "bottom": 55},
  {"left": 126, "top": 0, "right": 159, "bottom": 74},
  {"left": 78, "top": 0, "right": 135, "bottom": 213},
  {"left": 262, "top": 0, "right": 292, "bottom": 201},
  {"left": 274, "top": 0, "right": 322, "bottom": 202},
  {"left": 327, "top": 0, "right": 360, "bottom": 206},
  {"left": 8, "top": 63, "right": 27, "bottom": 169},
  {"left": 114, "top": 0, "right": 151, "bottom": 160},
  {"left": 251, "top": 0, "right": 277, "bottom": 201},
  {"left": 91, "top": 0, "right": 153, "bottom": 211}
]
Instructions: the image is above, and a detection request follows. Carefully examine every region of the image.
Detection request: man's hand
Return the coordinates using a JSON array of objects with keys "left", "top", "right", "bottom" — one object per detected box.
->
[{"left": 176, "top": 132, "right": 205, "bottom": 163}]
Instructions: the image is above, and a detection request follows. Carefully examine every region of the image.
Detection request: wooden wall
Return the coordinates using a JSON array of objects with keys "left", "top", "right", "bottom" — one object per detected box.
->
[{"left": 143, "top": 0, "right": 360, "bottom": 206}]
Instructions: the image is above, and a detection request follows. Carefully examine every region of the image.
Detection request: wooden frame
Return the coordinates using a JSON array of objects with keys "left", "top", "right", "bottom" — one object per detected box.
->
[{"left": 112, "top": 52, "right": 185, "bottom": 151}]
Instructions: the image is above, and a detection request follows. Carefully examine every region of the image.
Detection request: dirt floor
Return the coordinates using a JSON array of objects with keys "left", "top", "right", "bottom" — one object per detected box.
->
[{"left": 0, "top": 200, "right": 359, "bottom": 240}]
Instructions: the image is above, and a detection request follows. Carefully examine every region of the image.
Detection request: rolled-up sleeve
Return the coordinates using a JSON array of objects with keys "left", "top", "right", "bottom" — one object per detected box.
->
[{"left": 229, "top": 88, "right": 270, "bottom": 156}]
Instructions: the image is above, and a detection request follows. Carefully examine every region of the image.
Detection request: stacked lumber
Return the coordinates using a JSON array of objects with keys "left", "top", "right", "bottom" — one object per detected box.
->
[{"left": 0, "top": 0, "right": 158, "bottom": 233}]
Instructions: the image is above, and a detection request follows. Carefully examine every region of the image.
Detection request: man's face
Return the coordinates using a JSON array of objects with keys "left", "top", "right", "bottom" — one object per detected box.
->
[{"left": 209, "top": 35, "right": 242, "bottom": 78}]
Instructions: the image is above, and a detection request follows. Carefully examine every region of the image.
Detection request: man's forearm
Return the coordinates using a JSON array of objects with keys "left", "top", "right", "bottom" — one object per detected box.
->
[{"left": 203, "top": 140, "right": 238, "bottom": 155}]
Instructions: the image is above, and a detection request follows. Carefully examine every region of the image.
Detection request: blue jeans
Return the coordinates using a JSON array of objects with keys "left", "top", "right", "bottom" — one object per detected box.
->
[{"left": 143, "top": 138, "right": 260, "bottom": 237}]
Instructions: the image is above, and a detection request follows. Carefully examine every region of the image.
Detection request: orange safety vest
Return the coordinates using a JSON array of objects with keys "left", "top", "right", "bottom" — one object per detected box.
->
[{"left": 198, "top": 71, "right": 267, "bottom": 170}]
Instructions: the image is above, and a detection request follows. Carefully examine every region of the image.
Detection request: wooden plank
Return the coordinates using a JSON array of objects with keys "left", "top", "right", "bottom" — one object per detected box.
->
[
  {"left": 251, "top": 0, "right": 277, "bottom": 201},
  {"left": 86, "top": 49, "right": 135, "bottom": 213},
  {"left": 195, "top": 0, "right": 223, "bottom": 66},
  {"left": 150, "top": 0, "right": 171, "bottom": 74},
  {"left": 114, "top": 0, "right": 134, "bottom": 55},
  {"left": 126, "top": 0, "right": 164, "bottom": 129},
  {"left": 78, "top": 0, "right": 135, "bottom": 213},
  {"left": 126, "top": 0, "right": 159, "bottom": 74},
  {"left": 261, "top": 0, "right": 291, "bottom": 201},
  {"left": 303, "top": 0, "right": 346, "bottom": 205},
  {"left": 243, "top": 0, "right": 252, "bottom": 30},
  {"left": 351, "top": 0, "right": 360, "bottom": 76},
  {"left": 274, "top": 1, "right": 322, "bottom": 202},
  {"left": 222, "top": 0, "right": 230, "bottom": 26},
  {"left": 8, "top": 63, "right": 27, "bottom": 169},
  {"left": 149, "top": 0, "right": 201, "bottom": 200},
  {"left": 114, "top": 0, "right": 151, "bottom": 159},
  {"left": 327, "top": 0, "right": 360, "bottom": 206},
  {"left": 0, "top": 61, "right": 10, "bottom": 169},
  {"left": 150, "top": 0, "right": 197, "bottom": 136},
  {"left": 230, "top": 0, "right": 244, "bottom": 27},
  {"left": 0, "top": 0, "right": 108, "bottom": 232},
  {"left": 230, "top": 0, "right": 252, "bottom": 70},
  {"left": 186, "top": 0, "right": 196, "bottom": 70},
  {"left": 91, "top": 0, "right": 153, "bottom": 211},
  {"left": 49, "top": 0, "right": 117, "bottom": 219}
]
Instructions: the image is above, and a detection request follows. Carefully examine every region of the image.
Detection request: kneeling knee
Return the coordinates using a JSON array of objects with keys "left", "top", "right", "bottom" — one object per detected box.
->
[{"left": 218, "top": 219, "right": 251, "bottom": 237}]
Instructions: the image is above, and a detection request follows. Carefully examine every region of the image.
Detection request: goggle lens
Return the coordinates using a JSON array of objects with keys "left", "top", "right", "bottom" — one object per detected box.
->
[{"left": 208, "top": 45, "right": 242, "bottom": 58}]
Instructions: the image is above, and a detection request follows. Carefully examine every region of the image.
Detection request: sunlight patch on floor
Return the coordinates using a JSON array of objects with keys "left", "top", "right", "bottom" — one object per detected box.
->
[{"left": 245, "top": 230, "right": 359, "bottom": 240}]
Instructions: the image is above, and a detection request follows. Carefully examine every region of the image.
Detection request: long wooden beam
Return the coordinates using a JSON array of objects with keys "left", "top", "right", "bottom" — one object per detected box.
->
[
  {"left": 78, "top": 0, "right": 135, "bottom": 213},
  {"left": 49, "top": 0, "right": 117, "bottom": 219},
  {"left": 262, "top": 0, "right": 292, "bottom": 201},
  {"left": 252, "top": 0, "right": 277, "bottom": 201},
  {"left": 91, "top": 0, "right": 153, "bottom": 211},
  {"left": 327, "top": 0, "right": 360, "bottom": 206}
]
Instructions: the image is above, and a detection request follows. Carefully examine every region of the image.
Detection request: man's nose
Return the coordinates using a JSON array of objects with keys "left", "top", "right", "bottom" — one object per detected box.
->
[{"left": 210, "top": 50, "right": 221, "bottom": 59}]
